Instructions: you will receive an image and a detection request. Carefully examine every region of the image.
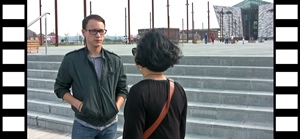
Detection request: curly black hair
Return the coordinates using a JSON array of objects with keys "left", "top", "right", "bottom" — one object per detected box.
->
[{"left": 134, "top": 30, "right": 183, "bottom": 72}]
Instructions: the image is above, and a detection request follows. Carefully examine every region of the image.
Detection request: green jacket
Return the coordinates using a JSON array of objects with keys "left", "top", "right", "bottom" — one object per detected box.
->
[{"left": 54, "top": 46, "right": 128, "bottom": 126}]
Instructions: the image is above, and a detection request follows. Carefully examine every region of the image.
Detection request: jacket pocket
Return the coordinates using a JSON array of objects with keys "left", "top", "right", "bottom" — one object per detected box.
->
[{"left": 79, "top": 101, "right": 94, "bottom": 117}]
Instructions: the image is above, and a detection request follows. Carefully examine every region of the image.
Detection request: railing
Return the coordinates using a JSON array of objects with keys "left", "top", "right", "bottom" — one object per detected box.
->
[{"left": 27, "top": 12, "right": 50, "bottom": 55}]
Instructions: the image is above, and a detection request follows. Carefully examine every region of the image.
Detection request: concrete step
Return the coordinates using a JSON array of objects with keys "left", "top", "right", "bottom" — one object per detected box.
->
[
  {"left": 28, "top": 61, "right": 61, "bottom": 70},
  {"left": 28, "top": 109, "right": 273, "bottom": 139},
  {"left": 28, "top": 110, "right": 218, "bottom": 139},
  {"left": 28, "top": 78, "right": 55, "bottom": 90},
  {"left": 187, "top": 102, "right": 273, "bottom": 125},
  {"left": 28, "top": 86, "right": 273, "bottom": 108},
  {"left": 28, "top": 72, "right": 273, "bottom": 92},
  {"left": 27, "top": 110, "right": 123, "bottom": 139},
  {"left": 28, "top": 88, "right": 61, "bottom": 103},
  {"left": 117, "top": 133, "right": 228, "bottom": 139},
  {"left": 184, "top": 88, "right": 273, "bottom": 107},
  {"left": 28, "top": 62, "right": 273, "bottom": 79},
  {"left": 27, "top": 64, "right": 273, "bottom": 79},
  {"left": 28, "top": 110, "right": 73, "bottom": 133},
  {"left": 127, "top": 74, "right": 273, "bottom": 92},
  {"left": 27, "top": 55, "right": 65, "bottom": 63},
  {"left": 27, "top": 99, "right": 74, "bottom": 118},
  {"left": 27, "top": 99, "right": 273, "bottom": 127},
  {"left": 186, "top": 117, "right": 273, "bottom": 139},
  {"left": 185, "top": 134, "right": 228, "bottom": 139},
  {"left": 28, "top": 69, "right": 58, "bottom": 81},
  {"left": 27, "top": 55, "right": 273, "bottom": 67}
]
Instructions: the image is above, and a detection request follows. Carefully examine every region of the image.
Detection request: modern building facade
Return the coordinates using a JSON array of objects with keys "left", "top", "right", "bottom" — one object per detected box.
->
[{"left": 213, "top": 0, "right": 273, "bottom": 40}]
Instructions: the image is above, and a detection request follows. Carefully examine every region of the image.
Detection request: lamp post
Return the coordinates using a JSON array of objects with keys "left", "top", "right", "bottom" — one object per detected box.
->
[
  {"left": 152, "top": 0, "right": 154, "bottom": 29},
  {"left": 55, "top": 0, "right": 58, "bottom": 46},
  {"left": 125, "top": 7, "right": 127, "bottom": 41},
  {"left": 128, "top": 0, "right": 131, "bottom": 44},
  {"left": 39, "top": 0, "right": 43, "bottom": 46},
  {"left": 167, "top": 0, "right": 170, "bottom": 37},
  {"left": 221, "top": 8, "right": 224, "bottom": 41},
  {"left": 207, "top": 1, "right": 210, "bottom": 42},
  {"left": 192, "top": 2, "right": 194, "bottom": 42},
  {"left": 186, "top": 0, "right": 189, "bottom": 43},
  {"left": 84, "top": 0, "right": 86, "bottom": 18},
  {"left": 90, "top": 1, "right": 92, "bottom": 15}
]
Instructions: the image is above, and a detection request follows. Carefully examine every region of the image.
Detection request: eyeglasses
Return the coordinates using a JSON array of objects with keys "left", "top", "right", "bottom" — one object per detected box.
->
[
  {"left": 132, "top": 47, "right": 137, "bottom": 56},
  {"left": 87, "top": 29, "right": 107, "bottom": 35}
]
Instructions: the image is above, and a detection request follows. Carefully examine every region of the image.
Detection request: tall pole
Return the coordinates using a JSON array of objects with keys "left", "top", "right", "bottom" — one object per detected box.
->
[
  {"left": 125, "top": 7, "right": 127, "bottom": 39},
  {"left": 150, "top": 12, "right": 151, "bottom": 29},
  {"left": 207, "top": 1, "right": 210, "bottom": 42},
  {"left": 219, "top": 11, "right": 221, "bottom": 40},
  {"left": 167, "top": 0, "right": 170, "bottom": 37},
  {"left": 45, "top": 15, "right": 48, "bottom": 54},
  {"left": 39, "top": 0, "right": 43, "bottom": 46},
  {"left": 192, "top": 2, "right": 194, "bottom": 42},
  {"left": 239, "top": 16, "right": 241, "bottom": 37},
  {"left": 182, "top": 18, "right": 184, "bottom": 31},
  {"left": 90, "top": 1, "right": 92, "bottom": 15},
  {"left": 128, "top": 0, "right": 131, "bottom": 44},
  {"left": 186, "top": 0, "right": 189, "bottom": 42},
  {"left": 152, "top": 0, "right": 154, "bottom": 29},
  {"left": 84, "top": 0, "right": 87, "bottom": 18},
  {"left": 55, "top": 0, "right": 58, "bottom": 46},
  {"left": 244, "top": 17, "right": 246, "bottom": 39},
  {"left": 221, "top": 8, "right": 223, "bottom": 41},
  {"left": 231, "top": 14, "right": 233, "bottom": 36},
  {"left": 228, "top": 15, "right": 230, "bottom": 36}
]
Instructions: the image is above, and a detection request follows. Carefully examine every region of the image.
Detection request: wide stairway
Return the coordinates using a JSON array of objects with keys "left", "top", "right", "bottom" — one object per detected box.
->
[{"left": 27, "top": 55, "right": 274, "bottom": 139}]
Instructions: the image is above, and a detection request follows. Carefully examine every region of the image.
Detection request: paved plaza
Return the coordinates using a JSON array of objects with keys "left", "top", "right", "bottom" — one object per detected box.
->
[{"left": 28, "top": 40, "right": 274, "bottom": 57}]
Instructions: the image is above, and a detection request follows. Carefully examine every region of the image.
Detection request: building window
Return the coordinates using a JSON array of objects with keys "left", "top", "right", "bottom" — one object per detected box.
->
[{"left": 253, "top": 21, "right": 258, "bottom": 29}]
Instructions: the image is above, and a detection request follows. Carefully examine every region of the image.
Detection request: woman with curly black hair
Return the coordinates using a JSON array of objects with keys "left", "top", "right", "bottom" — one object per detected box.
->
[{"left": 123, "top": 30, "right": 187, "bottom": 139}]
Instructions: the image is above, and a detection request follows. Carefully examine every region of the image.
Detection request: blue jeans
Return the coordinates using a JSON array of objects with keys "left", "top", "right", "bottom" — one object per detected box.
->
[{"left": 72, "top": 120, "right": 117, "bottom": 139}]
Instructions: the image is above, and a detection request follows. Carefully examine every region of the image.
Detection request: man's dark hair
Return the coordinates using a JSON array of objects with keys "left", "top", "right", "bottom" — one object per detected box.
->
[
  {"left": 82, "top": 14, "right": 105, "bottom": 30},
  {"left": 135, "top": 30, "right": 183, "bottom": 72}
]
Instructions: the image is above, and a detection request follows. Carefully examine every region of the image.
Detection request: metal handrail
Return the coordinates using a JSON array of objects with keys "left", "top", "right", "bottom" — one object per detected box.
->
[
  {"left": 27, "top": 12, "right": 50, "bottom": 28},
  {"left": 27, "top": 12, "right": 50, "bottom": 55}
]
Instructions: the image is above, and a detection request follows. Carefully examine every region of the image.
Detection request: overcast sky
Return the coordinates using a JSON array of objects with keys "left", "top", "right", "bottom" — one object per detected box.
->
[{"left": 27, "top": 0, "right": 273, "bottom": 36}]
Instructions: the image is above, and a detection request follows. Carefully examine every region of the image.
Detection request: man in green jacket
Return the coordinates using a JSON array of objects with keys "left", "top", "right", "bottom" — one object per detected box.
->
[{"left": 54, "top": 14, "right": 128, "bottom": 139}]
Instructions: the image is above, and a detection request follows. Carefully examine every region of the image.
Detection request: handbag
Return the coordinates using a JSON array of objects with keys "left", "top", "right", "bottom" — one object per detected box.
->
[{"left": 142, "top": 79, "right": 175, "bottom": 139}]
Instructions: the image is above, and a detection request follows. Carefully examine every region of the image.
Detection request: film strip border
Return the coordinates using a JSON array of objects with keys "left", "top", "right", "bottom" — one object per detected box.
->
[
  {"left": 1, "top": 0, "right": 27, "bottom": 138},
  {"left": 274, "top": 0, "right": 299, "bottom": 138}
]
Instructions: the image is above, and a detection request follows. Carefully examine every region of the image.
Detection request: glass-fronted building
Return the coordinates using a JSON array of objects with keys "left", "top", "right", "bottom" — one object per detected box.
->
[{"left": 214, "top": 0, "right": 273, "bottom": 40}]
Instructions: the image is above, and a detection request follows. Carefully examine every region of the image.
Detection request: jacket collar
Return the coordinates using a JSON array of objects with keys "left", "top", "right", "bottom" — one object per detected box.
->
[{"left": 84, "top": 45, "right": 107, "bottom": 61}]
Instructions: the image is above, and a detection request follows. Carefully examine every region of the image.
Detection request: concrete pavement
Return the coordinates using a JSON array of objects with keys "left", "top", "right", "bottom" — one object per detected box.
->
[{"left": 27, "top": 41, "right": 274, "bottom": 57}]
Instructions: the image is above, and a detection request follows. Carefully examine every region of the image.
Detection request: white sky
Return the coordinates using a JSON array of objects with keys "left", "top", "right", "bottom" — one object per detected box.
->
[{"left": 27, "top": 0, "right": 273, "bottom": 36}]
